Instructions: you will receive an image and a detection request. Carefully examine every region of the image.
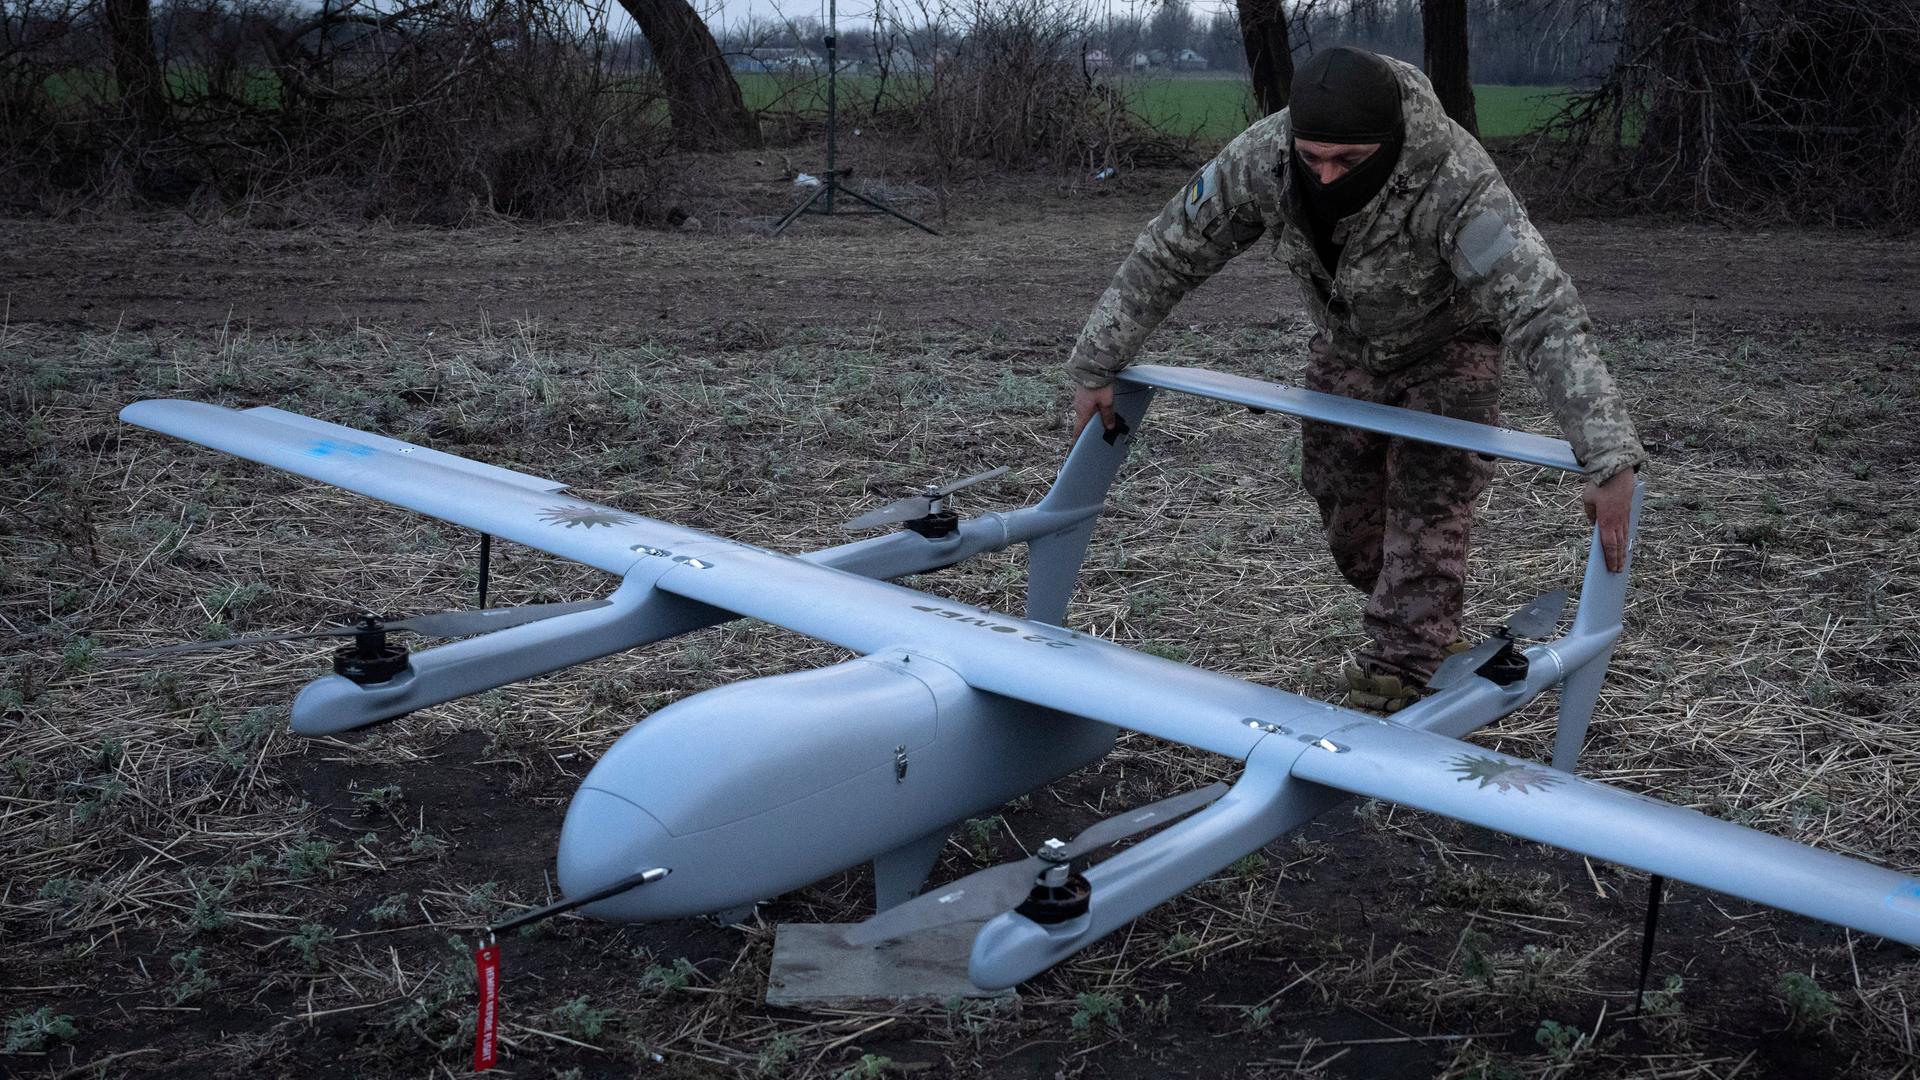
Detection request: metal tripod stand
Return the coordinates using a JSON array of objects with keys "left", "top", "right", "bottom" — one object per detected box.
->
[{"left": 772, "top": 0, "right": 938, "bottom": 236}]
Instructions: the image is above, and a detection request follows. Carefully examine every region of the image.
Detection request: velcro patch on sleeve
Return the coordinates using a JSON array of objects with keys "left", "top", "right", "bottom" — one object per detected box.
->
[
  {"left": 1457, "top": 208, "right": 1519, "bottom": 277},
  {"left": 1183, "top": 162, "right": 1220, "bottom": 221}
]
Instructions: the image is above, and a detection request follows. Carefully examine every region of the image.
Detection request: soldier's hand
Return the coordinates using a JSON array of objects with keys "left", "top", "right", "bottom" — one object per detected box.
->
[
  {"left": 1071, "top": 384, "right": 1118, "bottom": 442},
  {"left": 1582, "top": 469, "right": 1636, "bottom": 573}
]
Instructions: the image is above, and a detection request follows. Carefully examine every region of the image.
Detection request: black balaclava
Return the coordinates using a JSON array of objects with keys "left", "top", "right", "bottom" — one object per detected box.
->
[{"left": 1288, "top": 47, "right": 1405, "bottom": 274}]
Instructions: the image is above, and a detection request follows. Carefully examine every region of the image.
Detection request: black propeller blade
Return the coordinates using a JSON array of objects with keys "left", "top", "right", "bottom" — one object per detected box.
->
[
  {"left": 1428, "top": 588, "right": 1569, "bottom": 690},
  {"left": 1505, "top": 588, "right": 1570, "bottom": 640},
  {"left": 105, "top": 599, "right": 612, "bottom": 659},
  {"left": 107, "top": 627, "right": 363, "bottom": 658},
  {"left": 381, "top": 600, "right": 613, "bottom": 637},
  {"left": 1427, "top": 637, "right": 1508, "bottom": 691},
  {"left": 844, "top": 781, "right": 1229, "bottom": 945},
  {"left": 843, "top": 466, "right": 1009, "bottom": 532}
]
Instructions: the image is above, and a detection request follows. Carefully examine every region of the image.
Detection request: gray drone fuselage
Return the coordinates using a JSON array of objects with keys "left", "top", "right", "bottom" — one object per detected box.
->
[{"left": 560, "top": 652, "right": 1113, "bottom": 921}]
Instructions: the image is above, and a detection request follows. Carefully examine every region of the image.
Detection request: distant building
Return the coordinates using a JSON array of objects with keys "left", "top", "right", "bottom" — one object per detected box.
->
[
  {"left": 874, "top": 47, "right": 921, "bottom": 73},
  {"left": 728, "top": 48, "right": 821, "bottom": 73},
  {"left": 1129, "top": 51, "right": 1153, "bottom": 70},
  {"left": 873, "top": 46, "right": 945, "bottom": 74},
  {"left": 1084, "top": 48, "right": 1113, "bottom": 70},
  {"left": 1172, "top": 48, "right": 1209, "bottom": 71}
]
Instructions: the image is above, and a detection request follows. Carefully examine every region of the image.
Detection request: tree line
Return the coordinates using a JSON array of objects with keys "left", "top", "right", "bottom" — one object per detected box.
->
[
  {"left": 3, "top": 0, "right": 1913, "bottom": 225},
  {"left": 722, "top": 0, "right": 1613, "bottom": 86}
]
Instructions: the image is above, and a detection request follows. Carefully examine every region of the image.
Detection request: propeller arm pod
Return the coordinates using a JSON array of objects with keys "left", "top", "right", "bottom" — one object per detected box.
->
[
  {"left": 291, "top": 574, "right": 716, "bottom": 735},
  {"left": 288, "top": 513, "right": 1097, "bottom": 736},
  {"left": 969, "top": 733, "right": 1336, "bottom": 990}
]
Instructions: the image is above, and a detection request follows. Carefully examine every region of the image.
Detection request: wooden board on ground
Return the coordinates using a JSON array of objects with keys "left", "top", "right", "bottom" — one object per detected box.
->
[{"left": 766, "top": 922, "right": 1017, "bottom": 1007}]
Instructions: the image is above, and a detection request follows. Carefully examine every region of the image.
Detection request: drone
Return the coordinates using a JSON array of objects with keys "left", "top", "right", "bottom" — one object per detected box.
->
[{"left": 115, "top": 363, "right": 1920, "bottom": 994}]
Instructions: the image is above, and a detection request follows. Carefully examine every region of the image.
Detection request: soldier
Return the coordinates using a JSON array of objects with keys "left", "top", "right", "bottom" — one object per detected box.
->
[{"left": 1065, "top": 47, "right": 1645, "bottom": 712}]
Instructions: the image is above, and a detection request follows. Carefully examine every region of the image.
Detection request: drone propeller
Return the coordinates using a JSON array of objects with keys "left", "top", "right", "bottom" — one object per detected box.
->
[
  {"left": 104, "top": 599, "right": 613, "bottom": 659},
  {"left": 1427, "top": 588, "right": 1570, "bottom": 690},
  {"left": 843, "top": 781, "right": 1229, "bottom": 946},
  {"left": 842, "top": 466, "right": 1009, "bottom": 532},
  {"left": 1503, "top": 588, "right": 1570, "bottom": 639}
]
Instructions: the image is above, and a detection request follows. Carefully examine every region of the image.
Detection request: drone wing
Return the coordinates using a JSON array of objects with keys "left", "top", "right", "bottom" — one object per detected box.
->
[
  {"left": 122, "top": 400, "right": 708, "bottom": 575},
  {"left": 651, "top": 548, "right": 1920, "bottom": 947},
  {"left": 1290, "top": 719, "right": 1920, "bottom": 947},
  {"left": 652, "top": 539, "right": 1341, "bottom": 759}
]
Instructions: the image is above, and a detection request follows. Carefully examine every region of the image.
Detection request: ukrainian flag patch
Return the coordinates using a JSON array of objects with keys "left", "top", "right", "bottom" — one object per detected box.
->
[{"left": 1183, "top": 162, "right": 1218, "bottom": 220}]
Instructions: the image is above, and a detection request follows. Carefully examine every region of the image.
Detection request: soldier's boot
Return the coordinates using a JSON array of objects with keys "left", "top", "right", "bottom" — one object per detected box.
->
[
  {"left": 1341, "top": 642, "right": 1469, "bottom": 713},
  {"left": 1342, "top": 663, "right": 1421, "bottom": 714}
]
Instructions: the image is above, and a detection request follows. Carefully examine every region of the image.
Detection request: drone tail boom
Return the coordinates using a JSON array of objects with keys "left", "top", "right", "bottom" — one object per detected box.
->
[
  {"left": 1290, "top": 719, "right": 1920, "bottom": 948},
  {"left": 1021, "top": 384, "right": 1156, "bottom": 625}
]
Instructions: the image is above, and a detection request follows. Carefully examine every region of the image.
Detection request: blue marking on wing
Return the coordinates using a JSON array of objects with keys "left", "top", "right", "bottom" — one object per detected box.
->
[{"left": 306, "top": 438, "right": 376, "bottom": 459}]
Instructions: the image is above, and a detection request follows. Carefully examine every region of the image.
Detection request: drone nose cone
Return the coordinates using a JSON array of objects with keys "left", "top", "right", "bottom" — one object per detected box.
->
[{"left": 557, "top": 787, "right": 674, "bottom": 920}]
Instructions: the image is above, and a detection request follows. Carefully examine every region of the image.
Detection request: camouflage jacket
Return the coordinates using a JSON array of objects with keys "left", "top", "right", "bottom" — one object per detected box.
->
[{"left": 1065, "top": 60, "right": 1647, "bottom": 484}]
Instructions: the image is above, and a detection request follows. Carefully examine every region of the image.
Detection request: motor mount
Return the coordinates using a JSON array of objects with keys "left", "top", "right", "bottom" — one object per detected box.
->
[
  {"left": 1016, "top": 873, "right": 1092, "bottom": 924},
  {"left": 1479, "top": 641, "right": 1530, "bottom": 686},
  {"left": 331, "top": 613, "right": 411, "bottom": 685},
  {"left": 904, "top": 510, "right": 960, "bottom": 539},
  {"left": 1016, "top": 840, "right": 1093, "bottom": 924}
]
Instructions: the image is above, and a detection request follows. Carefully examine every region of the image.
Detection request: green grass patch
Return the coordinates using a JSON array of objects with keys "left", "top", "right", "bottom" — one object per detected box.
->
[
  {"left": 1128, "top": 77, "right": 1256, "bottom": 140},
  {"left": 41, "top": 67, "right": 282, "bottom": 107},
  {"left": 33, "top": 64, "right": 1565, "bottom": 146},
  {"left": 1132, "top": 78, "right": 1569, "bottom": 141},
  {"left": 738, "top": 70, "right": 1568, "bottom": 143},
  {"left": 1472, "top": 84, "right": 1573, "bottom": 138}
]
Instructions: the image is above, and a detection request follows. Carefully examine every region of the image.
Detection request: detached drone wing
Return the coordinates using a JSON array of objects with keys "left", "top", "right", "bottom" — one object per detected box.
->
[
  {"left": 122, "top": 401, "right": 709, "bottom": 575},
  {"left": 1291, "top": 719, "right": 1920, "bottom": 948}
]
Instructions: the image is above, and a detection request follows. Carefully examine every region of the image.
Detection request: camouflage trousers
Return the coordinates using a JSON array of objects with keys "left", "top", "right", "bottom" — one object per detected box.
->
[{"left": 1301, "top": 334, "right": 1500, "bottom": 684}]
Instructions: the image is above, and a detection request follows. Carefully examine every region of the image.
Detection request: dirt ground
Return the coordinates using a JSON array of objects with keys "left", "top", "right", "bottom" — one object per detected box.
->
[
  {"left": 4, "top": 166, "right": 1918, "bottom": 339},
  {"left": 2, "top": 168, "right": 1918, "bottom": 1080}
]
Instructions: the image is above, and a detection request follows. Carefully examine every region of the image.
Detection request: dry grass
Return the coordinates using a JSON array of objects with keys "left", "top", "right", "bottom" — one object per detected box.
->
[{"left": 1, "top": 306, "right": 1917, "bottom": 1077}]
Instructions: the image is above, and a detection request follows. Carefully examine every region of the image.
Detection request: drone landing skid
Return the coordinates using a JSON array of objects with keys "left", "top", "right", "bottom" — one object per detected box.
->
[{"left": 872, "top": 825, "right": 953, "bottom": 912}]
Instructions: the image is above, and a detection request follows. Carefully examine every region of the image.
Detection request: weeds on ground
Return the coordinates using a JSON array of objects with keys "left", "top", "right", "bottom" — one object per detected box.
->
[
  {"left": 1779, "top": 970, "right": 1840, "bottom": 1031},
  {"left": 1070, "top": 991, "right": 1123, "bottom": 1039},
  {"left": 287, "top": 922, "right": 333, "bottom": 969},
  {"left": 962, "top": 814, "right": 1004, "bottom": 861},
  {"left": 549, "top": 996, "right": 616, "bottom": 1040},
  {"left": 187, "top": 875, "right": 234, "bottom": 934},
  {"left": 169, "top": 947, "right": 218, "bottom": 1004},
  {"left": 353, "top": 784, "right": 404, "bottom": 816},
  {"left": 641, "top": 958, "right": 699, "bottom": 993},
  {"left": 1534, "top": 1018, "right": 1585, "bottom": 1063},
  {"left": 369, "top": 893, "right": 411, "bottom": 926},
  {"left": 835, "top": 1055, "right": 897, "bottom": 1080},
  {"left": 277, "top": 836, "right": 339, "bottom": 880},
  {"left": 3, "top": 1007, "right": 77, "bottom": 1053}
]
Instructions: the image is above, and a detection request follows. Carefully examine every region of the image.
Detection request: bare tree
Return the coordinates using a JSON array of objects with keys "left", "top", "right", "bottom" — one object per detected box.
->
[
  {"left": 1200, "top": 10, "right": 1244, "bottom": 71},
  {"left": 1544, "top": 0, "right": 1920, "bottom": 224},
  {"left": 1236, "top": 0, "right": 1294, "bottom": 116},
  {"left": 615, "top": 0, "right": 760, "bottom": 150},
  {"left": 1148, "top": 0, "right": 1192, "bottom": 55},
  {"left": 1420, "top": 0, "right": 1477, "bottom": 137},
  {"left": 103, "top": 0, "right": 167, "bottom": 127}
]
